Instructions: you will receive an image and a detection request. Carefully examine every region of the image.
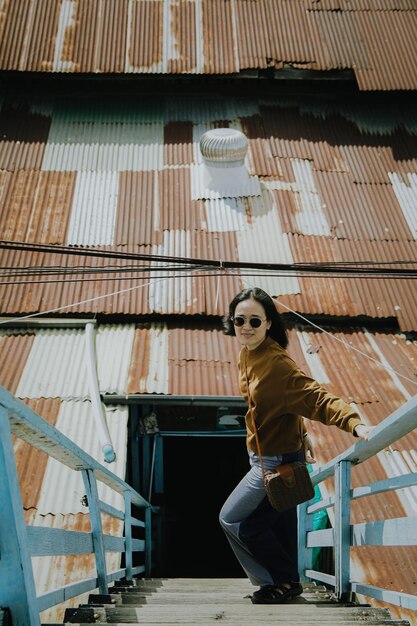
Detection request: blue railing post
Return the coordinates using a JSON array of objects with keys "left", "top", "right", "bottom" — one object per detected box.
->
[
  {"left": 298, "top": 500, "right": 314, "bottom": 581},
  {"left": 0, "top": 410, "right": 41, "bottom": 626},
  {"left": 145, "top": 505, "right": 152, "bottom": 577},
  {"left": 335, "top": 460, "right": 351, "bottom": 601},
  {"left": 124, "top": 491, "right": 133, "bottom": 581},
  {"left": 82, "top": 469, "right": 109, "bottom": 594}
]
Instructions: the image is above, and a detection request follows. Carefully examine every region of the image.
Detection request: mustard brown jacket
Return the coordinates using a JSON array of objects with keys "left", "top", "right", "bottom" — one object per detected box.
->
[{"left": 238, "top": 335, "right": 362, "bottom": 455}]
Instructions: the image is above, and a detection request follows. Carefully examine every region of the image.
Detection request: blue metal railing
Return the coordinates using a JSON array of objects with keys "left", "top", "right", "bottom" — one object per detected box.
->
[
  {"left": 0, "top": 387, "right": 152, "bottom": 626},
  {"left": 298, "top": 393, "right": 417, "bottom": 611}
]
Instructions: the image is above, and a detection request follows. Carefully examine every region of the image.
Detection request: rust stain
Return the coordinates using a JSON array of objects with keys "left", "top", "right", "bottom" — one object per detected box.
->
[
  {"left": 127, "top": 325, "right": 152, "bottom": 393},
  {"left": 158, "top": 167, "right": 201, "bottom": 230},
  {"left": 167, "top": 0, "right": 197, "bottom": 73},
  {"left": 97, "top": 0, "right": 129, "bottom": 73},
  {"left": 14, "top": 398, "right": 61, "bottom": 509},
  {"left": 129, "top": 0, "right": 163, "bottom": 69},
  {"left": 116, "top": 171, "right": 156, "bottom": 246},
  {"left": 0, "top": 169, "right": 74, "bottom": 244},
  {"left": 61, "top": 0, "right": 77, "bottom": 63},
  {"left": 202, "top": 0, "right": 238, "bottom": 74},
  {"left": 0, "top": 333, "right": 36, "bottom": 394},
  {"left": 28, "top": 171, "right": 76, "bottom": 244},
  {"left": 0, "top": 170, "right": 40, "bottom": 241}
]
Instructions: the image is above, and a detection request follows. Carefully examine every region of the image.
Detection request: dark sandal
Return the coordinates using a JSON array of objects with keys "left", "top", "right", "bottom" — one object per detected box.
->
[{"left": 251, "top": 582, "right": 302, "bottom": 604}]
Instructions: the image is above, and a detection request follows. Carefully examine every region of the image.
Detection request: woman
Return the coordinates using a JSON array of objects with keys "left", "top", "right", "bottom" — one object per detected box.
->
[{"left": 219, "top": 287, "right": 373, "bottom": 604}]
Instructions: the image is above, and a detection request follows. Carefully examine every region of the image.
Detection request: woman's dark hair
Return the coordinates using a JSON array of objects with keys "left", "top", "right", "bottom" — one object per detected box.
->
[{"left": 223, "top": 287, "right": 288, "bottom": 349}]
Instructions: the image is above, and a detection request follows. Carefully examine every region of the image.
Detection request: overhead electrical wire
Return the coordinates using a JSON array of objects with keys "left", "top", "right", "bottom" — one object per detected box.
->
[
  {"left": 0, "top": 251, "right": 416, "bottom": 388},
  {"left": 1, "top": 239, "right": 417, "bottom": 282}
]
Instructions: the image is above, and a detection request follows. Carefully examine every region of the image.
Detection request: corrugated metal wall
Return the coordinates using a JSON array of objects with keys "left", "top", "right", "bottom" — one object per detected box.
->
[
  {"left": 0, "top": 95, "right": 416, "bottom": 329},
  {"left": 1, "top": 0, "right": 417, "bottom": 90}
]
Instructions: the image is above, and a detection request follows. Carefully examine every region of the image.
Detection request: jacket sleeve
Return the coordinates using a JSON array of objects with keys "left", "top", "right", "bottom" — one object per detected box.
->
[{"left": 282, "top": 359, "right": 362, "bottom": 435}]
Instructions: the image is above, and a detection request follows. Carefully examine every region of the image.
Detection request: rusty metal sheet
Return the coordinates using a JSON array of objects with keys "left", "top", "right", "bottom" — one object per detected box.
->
[
  {"left": 0, "top": 170, "right": 75, "bottom": 244},
  {"left": 168, "top": 327, "right": 240, "bottom": 395},
  {"left": 0, "top": 248, "right": 154, "bottom": 316},
  {"left": 158, "top": 167, "right": 202, "bottom": 230},
  {"left": 202, "top": 0, "right": 238, "bottom": 74},
  {"left": 0, "top": 0, "right": 32, "bottom": 70},
  {"left": 13, "top": 398, "right": 61, "bottom": 509},
  {"left": 71, "top": 0, "right": 100, "bottom": 72},
  {"left": 314, "top": 170, "right": 414, "bottom": 241},
  {"left": 0, "top": 170, "right": 40, "bottom": 241},
  {"left": 30, "top": 512, "right": 123, "bottom": 624},
  {"left": 354, "top": 11, "right": 417, "bottom": 90},
  {"left": 281, "top": 234, "right": 357, "bottom": 318},
  {"left": 167, "top": 0, "right": 197, "bottom": 73},
  {"left": 128, "top": 0, "right": 163, "bottom": 72},
  {"left": 283, "top": 234, "right": 417, "bottom": 330},
  {"left": 36, "top": 402, "right": 129, "bottom": 513},
  {"left": 338, "top": 144, "right": 397, "bottom": 184},
  {"left": 23, "top": 0, "right": 61, "bottom": 71},
  {"left": 0, "top": 332, "right": 36, "bottom": 394},
  {"left": 163, "top": 121, "right": 194, "bottom": 166},
  {"left": 235, "top": 0, "right": 314, "bottom": 69},
  {"left": 115, "top": 171, "right": 156, "bottom": 246},
  {"left": 305, "top": 0, "right": 416, "bottom": 9},
  {"left": 0, "top": 141, "right": 46, "bottom": 171},
  {"left": 306, "top": 9, "right": 369, "bottom": 71},
  {"left": 339, "top": 239, "right": 417, "bottom": 331},
  {"left": 127, "top": 325, "right": 152, "bottom": 393},
  {"left": 97, "top": 0, "right": 129, "bottom": 73}
]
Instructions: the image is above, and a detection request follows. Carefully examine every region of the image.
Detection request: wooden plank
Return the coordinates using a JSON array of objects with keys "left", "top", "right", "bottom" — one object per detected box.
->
[
  {"left": 352, "top": 516, "right": 417, "bottom": 546},
  {"left": 351, "top": 473, "right": 417, "bottom": 500},
  {"left": 99, "top": 500, "right": 125, "bottom": 521},
  {"left": 37, "top": 569, "right": 147, "bottom": 612},
  {"left": 298, "top": 499, "right": 314, "bottom": 580},
  {"left": 82, "top": 469, "right": 108, "bottom": 595},
  {"left": 83, "top": 603, "right": 401, "bottom": 623},
  {"left": 103, "top": 535, "right": 125, "bottom": 553},
  {"left": 124, "top": 491, "right": 133, "bottom": 580},
  {"left": 305, "top": 570, "right": 336, "bottom": 586},
  {"left": 27, "top": 526, "right": 93, "bottom": 556},
  {"left": 132, "top": 539, "right": 145, "bottom": 552},
  {"left": 145, "top": 506, "right": 152, "bottom": 577},
  {"left": 351, "top": 582, "right": 417, "bottom": 611},
  {"left": 37, "top": 576, "right": 99, "bottom": 613},
  {"left": 109, "top": 592, "right": 337, "bottom": 605},
  {"left": 335, "top": 461, "right": 351, "bottom": 600},
  {"left": 307, "top": 496, "right": 335, "bottom": 515},
  {"left": 306, "top": 528, "right": 334, "bottom": 547}
]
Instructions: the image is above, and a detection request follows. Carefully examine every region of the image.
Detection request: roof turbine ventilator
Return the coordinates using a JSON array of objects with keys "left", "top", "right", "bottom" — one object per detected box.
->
[
  {"left": 200, "top": 128, "right": 248, "bottom": 167},
  {"left": 199, "top": 128, "right": 258, "bottom": 198}
]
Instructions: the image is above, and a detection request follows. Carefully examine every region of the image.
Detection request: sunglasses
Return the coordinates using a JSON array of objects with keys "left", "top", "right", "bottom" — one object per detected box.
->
[{"left": 232, "top": 316, "right": 266, "bottom": 329}]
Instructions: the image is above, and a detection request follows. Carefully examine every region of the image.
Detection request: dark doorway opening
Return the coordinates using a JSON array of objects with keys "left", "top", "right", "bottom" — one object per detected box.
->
[{"left": 161, "top": 435, "right": 248, "bottom": 578}]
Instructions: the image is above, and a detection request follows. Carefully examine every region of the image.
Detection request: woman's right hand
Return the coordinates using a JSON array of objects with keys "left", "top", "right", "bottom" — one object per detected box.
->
[{"left": 303, "top": 434, "right": 316, "bottom": 464}]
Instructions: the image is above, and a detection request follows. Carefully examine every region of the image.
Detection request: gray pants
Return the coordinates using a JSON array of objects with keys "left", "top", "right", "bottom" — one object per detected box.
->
[{"left": 219, "top": 449, "right": 301, "bottom": 588}]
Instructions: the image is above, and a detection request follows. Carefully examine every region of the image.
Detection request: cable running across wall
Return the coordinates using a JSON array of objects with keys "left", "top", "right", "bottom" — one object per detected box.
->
[
  {"left": 1, "top": 267, "right": 417, "bottom": 390},
  {"left": 1, "top": 240, "right": 417, "bottom": 280}
]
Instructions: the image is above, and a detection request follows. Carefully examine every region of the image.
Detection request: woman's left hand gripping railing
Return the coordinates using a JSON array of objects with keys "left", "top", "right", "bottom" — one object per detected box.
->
[{"left": 0, "top": 387, "right": 152, "bottom": 626}]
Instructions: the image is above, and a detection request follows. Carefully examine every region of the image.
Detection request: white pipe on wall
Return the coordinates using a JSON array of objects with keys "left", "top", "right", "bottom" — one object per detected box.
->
[{"left": 85, "top": 322, "right": 116, "bottom": 463}]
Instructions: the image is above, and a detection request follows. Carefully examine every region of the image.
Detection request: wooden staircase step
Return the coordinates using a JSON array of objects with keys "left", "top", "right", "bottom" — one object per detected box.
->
[{"left": 54, "top": 578, "right": 410, "bottom": 625}]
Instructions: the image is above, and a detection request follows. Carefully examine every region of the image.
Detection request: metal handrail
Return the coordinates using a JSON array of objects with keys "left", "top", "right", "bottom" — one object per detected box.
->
[
  {"left": 298, "top": 392, "right": 417, "bottom": 611},
  {"left": 0, "top": 387, "right": 152, "bottom": 626}
]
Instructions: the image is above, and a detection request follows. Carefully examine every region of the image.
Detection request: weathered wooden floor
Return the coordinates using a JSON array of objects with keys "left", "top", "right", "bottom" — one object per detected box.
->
[{"left": 58, "top": 578, "right": 410, "bottom": 625}]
